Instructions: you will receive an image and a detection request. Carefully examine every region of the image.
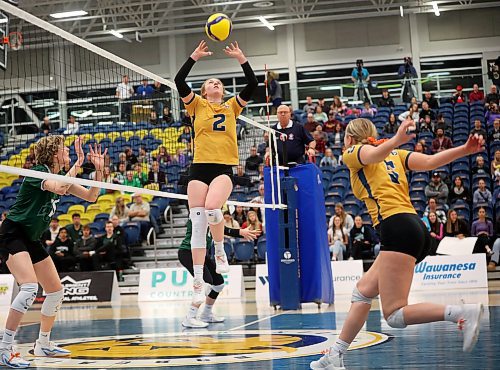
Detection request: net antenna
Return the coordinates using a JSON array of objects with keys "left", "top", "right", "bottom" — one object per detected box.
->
[
  {"left": 0, "top": 0, "right": 285, "bottom": 210},
  {"left": 0, "top": 11, "right": 7, "bottom": 70}
]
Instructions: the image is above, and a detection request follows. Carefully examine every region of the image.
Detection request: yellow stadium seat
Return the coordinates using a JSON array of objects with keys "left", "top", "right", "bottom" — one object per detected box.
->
[
  {"left": 67, "top": 205, "right": 85, "bottom": 216},
  {"left": 0, "top": 179, "right": 11, "bottom": 188},
  {"left": 20, "top": 148, "right": 30, "bottom": 157},
  {"left": 102, "top": 204, "right": 114, "bottom": 214},
  {"left": 80, "top": 214, "right": 94, "bottom": 224},
  {"left": 121, "top": 131, "right": 134, "bottom": 140},
  {"left": 107, "top": 132, "right": 120, "bottom": 142},
  {"left": 81, "top": 134, "right": 93, "bottom": 143},
  {"left": 58, "top": 214, "right": 73, "bottom": 227},
  {"left": 94, "top": 133, "right": 107, "bottom": 142},
  {"left": 164, "top": 128, "right": 178, "bottom": 140},
  {"left": 116, "top": 193, "right": 132, "bottom": 204},
  {"left": 150, "top": 128, "right": 163, "bottom": 138},
  {"left": 139, "top": 193, "right": 153, "bottom": 202},
  {"left": 64, "top": 135, "right": 76, "bottom": 146},
  {"left": 135, "top": 130, "right": 149, "bottom": 139},
  {"left": 86, "top": 204, "right": 102, "bottom": 213},
  {"left": 97, "top": 194, "right": 115, "bottom": 206}
]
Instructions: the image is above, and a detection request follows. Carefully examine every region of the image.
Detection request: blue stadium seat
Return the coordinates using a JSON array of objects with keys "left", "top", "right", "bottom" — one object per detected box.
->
[
  {"left": 149, "top": 203, "right": 161, "bottom": 222},
  {"left": 257, "top": 238, "right": 267, "bottom": 261},
  {"left": 124, "top": 222, "right": 141, "bottom": 246},
  {"left": 224, "top": 241, "right": 233, "bottom": 260},
  {"left": 88, "top": 222, "right": 104, "bottom": 236},
  {"left": 94, "top": 213, "right": 109, "bottom": 227},
  {"left": 233, "top": 241, "right": 254, "bottom": 262}
]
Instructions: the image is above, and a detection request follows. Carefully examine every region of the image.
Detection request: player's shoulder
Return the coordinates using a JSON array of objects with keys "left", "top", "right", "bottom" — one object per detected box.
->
[
  {"left": 31, "top": 164, "right": 49, "bottom": 173},
  {"left": 345, "top": 144, "right": 362, "bottom": 154}
]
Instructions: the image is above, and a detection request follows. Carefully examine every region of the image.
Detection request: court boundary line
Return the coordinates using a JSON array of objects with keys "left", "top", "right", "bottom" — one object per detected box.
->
[{"left": 226, "top": 311, "right": 286, "bottom": 331}]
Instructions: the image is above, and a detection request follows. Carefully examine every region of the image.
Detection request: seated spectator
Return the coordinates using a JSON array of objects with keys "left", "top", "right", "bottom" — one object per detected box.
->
[
  {"left": 451, "top": 85, "right": 467, "bottom": 104},
  {"left": 330, "top": 96, "right": 347, "bottom": 116},
  {"left": 133, "top": 162, "right": 148, "bottom": 184},
  {"left": 419, "top": 101, "right": 436, "bottom": 122},
  {"left": 223, "top": 211, "right": 240, "bottom": 229},
  {"left": 469, "top": 84, "right": 484, "bottom": 103},
  {"left": 232, "top": 206, "right": 247, "bottom": 226},
  {"left": 313, "top": 106, "right": 328, "bottom": 124},
  {"left": 323, "top": 113, "right": 339, "bottom": 134},
  {"left": 349, "top": 216, "right": 374, "bottom": 260},
  {"left": 49, "top": 228, "right": 76, "bottom": 272},
  {"left": 414, "top": 142, "right": 425, "bottom": 154},
  {"left": 74, "top": 225, "right": 97, "bottom": 271},
  {"left": 449, "top": 176, "right": 471, "bottom": 204},
  {"left": 245, "top": 146, "right": 263, "bottom": 172},
  {"left": 66, "top": 213, "right": 83, "bottom": 243},
  {"left": 425, "top": 211, "right": 444, "bottom": 255},
  {"left": 289, "top": 105, "right": 301, "bottom": 125},
  {"left": 313, "top": 131, "right": 326, "bottom": 154},
  {"left": 320, "top": 148, "right": 338, "bottom": 167},
  {"left": 491, "top": 150, "right": 500, "bottom": 181},
  {"left": 156, "top": 146, "right": 171, "bottom": 165},
  {"left": 100, "top": 166, "right": 114, "bottom": 194},
  {"left": 257, "top": 132, "right": 269, "bottom": 157},
  {"left": 425, "top": 172, "right": 449, "bottom": 206},
  {"left": 178, "top": 126, "right": 192, "bottom": 144},
  {"left": 113, "top": 162, "right": 127, "bottom": 184},
  {"left": 303, "top": 96, "right": 317, "bottom": 113},
  {"left": 473, "top": 179, "right": 492, "bottom": 207},
  {"left": 317, "top": 98, "right": 328, "bottom": 115},
  {"left": 149, "top": 111, "right": 159, "bottom": 125},
  {"left": 304, "top": 113, "right": 319, "bottom": 132},
  {"left": 23, "top": 157, "right": 34, "bottom": 171},
  {"left": 181, "top": 111, "right": 192, "bottom": 126},
  {"left": 488, "top": 214, "right": 500, "bottom": 271},
  {"left": 472, "top": 155, "right": 490, "bottom": 177},
  {"left": 377, "top": 89, "right": 394, "bottom": 107},
  {"left": 94, "top": 221, "right": 122, "bottom": 270},
  {"left": 41, "top": 217, "right": 60, "bottom": 250},
  {"left": 124, "top": 147, "right": 138, "bottom": 166},
  {"left": 129, "top": 194, "right": 152, "bottom": 241},
  {"left": 172, "top": 147, "right": 190, "bottom": 167},
  {"left": 40, "top": 116, "right": 52, "bottom": 135},
  {"left": 418, "top": 115, "right": 433, "bottom": 133},
  {"left": 488, "top": 119, "right": 500, "bottom": 143},
  {"left": 423, "top": 198, "right": 447, "bottom": 224},
  {"left": 361, "top": 102, "right": 376, "bottom": 117},
  {"left": 147, "top": 160, "right": 167, "bottom": 189},
  {"left": 486, "top": 85, "right": 499, "bottom": 107},
  {"left": 315, "top": 124, "right": 328, "bottom": 141},
  {"left": 328, "top": 215, "right": 348, "bottom": 261},
  {"left": 63, "top": 115, "right": 79, "bottom": 135},
  {"left": 444, "top": 209, "right": 469, "bottom": 238},
  {"left": 137, "top": 146, "right": 152, "bottom": 166},
  {"left": 242, "top": 210, "right": 263, "bottom": 233},
  {"left": 471, "top": 207, "right": 494, "bottom": 255},
  {"left": 470, "top": 119, "right": 487, "bottom": 139},
  {"left": 383, "top": 113, "right": 399, "bottom": 135},
  {"left": 123, "top": 170, "right": 142, "bottom": 191},
  {"left": 110, "top": 214, "right": 129, "bottom": 270},
  {"left": 423, "top": 91, "right": 439, "bottom": 110},
  {"left": 486, "top": 103, "right": 500, "bottom": 126},
  {"left": 137, "top": 78, "right": 153, "bottom": 97},
  {"left": 435, "top": 113, "right": 449, "bottom": 131},
  {"left": 110, "top": 197, "right": 130, "bottom": 225},
  {"left": 162, "top": 107, "right": 174, "bottom": 125},
  {"left": 398, "top": 103, "right": 419, "bottom": 122},
  {"left": 329, "top": 203, "right": 354, "bottom": 233},
  {"left": 431, "top": 128, "right": 453, "bottom": 153},
  {"left": 329, "top": 122, "right": 344, "bottom": 147},
  {"left": 81, "top": 152, "right": 96, "bottom": 177},
  {"left": 117, "top": 153, "right": 129, "bottom": 169}
]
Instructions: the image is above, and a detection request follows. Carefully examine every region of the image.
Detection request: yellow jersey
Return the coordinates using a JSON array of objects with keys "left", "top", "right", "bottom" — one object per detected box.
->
[
  {"left": 343, "top": 145, "right": 416, "bottom": 226},
  {"left": 184, "top": 94, "right": 244, "bottom": 165}
]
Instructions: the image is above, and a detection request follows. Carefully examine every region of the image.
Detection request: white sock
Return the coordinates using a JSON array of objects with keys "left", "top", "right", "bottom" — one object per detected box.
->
[
  {"left": 1, "top": 329, "right": 16, "bottom": 349},
  {"left": 38, "top": 331, "right": 50, "bottom": 345},
  {"left": 202, "top": 303, "right": 214, "bottom": 317},
  {"left": 214, "top": 241, "right": 224, "bottom": 255},
  {"left": 193, "top": 265, "right": 204, "bottom": 282},
  {"left": 444, "top": 305, "right": 463, "bottom": 323},
  {"left": 187, "top": 305, "right": 199, "bottom": 319},
  {"left": 330, "top": 338, "right": 350, "bottom": 355}
]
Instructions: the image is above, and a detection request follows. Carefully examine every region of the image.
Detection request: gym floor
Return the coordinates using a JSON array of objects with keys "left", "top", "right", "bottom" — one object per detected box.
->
[{"left": 4, "top": 280, "right": 499, "bottom": 369}]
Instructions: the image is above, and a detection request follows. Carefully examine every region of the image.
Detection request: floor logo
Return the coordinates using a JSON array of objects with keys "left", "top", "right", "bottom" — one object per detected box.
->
[{"left": 24, "top": 330, "right": 390, "bottom": 368}]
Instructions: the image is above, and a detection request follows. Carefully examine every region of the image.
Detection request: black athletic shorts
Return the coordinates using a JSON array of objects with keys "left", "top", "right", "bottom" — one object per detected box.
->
[
  {"left": 0, "top": 218, "right": 50, "bottom": 264},
  {"left": 377, "top": 213, "right": 431, "bottom": 264},
  {"left": 188, "top": 163, "right": 233, "bottom": 186},
  {"left": 178, "top": 249, "right": 224, "bottom": 287}
]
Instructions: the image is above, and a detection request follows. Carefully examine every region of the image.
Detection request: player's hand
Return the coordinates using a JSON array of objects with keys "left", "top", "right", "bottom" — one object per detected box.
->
[
  {"left": 191, "top": 40, "right": 212, "bottom": 61},
  {"left": 394, "top": 118, "right": 416, "bottom": 146},
  {"left": 307, "top": 148, "right": 316, "bottom": 157},
  {"left": 239, "top": 227, "right": 261, "bottom": 241},
  {"left": 223, "top": 42, "right": 247, "bottom": 64},
  {"left": 463, "top": 133, "right": 485, "bottom": 155},
  {"left": 88, "top": 143, "right": 108, "bottom": 172},
  {"left": 74, "top": 136, "right": 85, "bottom": 166}
]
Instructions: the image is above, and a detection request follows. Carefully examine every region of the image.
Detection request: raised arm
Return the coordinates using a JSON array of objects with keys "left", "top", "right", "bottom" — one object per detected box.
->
[
  {"left": 223, "top": 42, "right": 258, "bottom": 105},
  {"left": 407, "top": 134, "right": 484, "bottom": 171}
]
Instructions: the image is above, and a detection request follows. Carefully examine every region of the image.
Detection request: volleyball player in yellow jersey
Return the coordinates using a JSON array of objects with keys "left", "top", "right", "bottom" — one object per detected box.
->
[
  {"left": 311, "top": 118, "right": 485, "bottom": 370},
  {"left": 174, "top": 40, "right": 258, "bottom": 304}
]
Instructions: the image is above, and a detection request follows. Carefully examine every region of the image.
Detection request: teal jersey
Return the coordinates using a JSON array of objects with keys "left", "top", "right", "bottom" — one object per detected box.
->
[
  {"left": 7, "top": 165, "right": 61, "bottom": 241},
  {"left": 179, "top": 219, "right": 212, "bottom": 251}
]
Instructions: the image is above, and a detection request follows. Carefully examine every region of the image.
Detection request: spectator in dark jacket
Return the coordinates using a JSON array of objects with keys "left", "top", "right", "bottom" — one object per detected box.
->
[
  {"left": 444, "top": 209, "right": 469, "bottom": 238},
  {"left": 419, "top": 101, "right": 436, "bottom": 121},
  {"left": 74, "top": 225, "right": 97, "bottom": 271},
  {"left": 470, "top": 119, "right": 487, "bottom": 139},
  {"left": 425, "top": 172, "right": 449, "bottom": 205},
  {"left": 50, "top": 228, "right": 76, "bottom": 272},
  {"left": 377, "top": 89, "right": 394, "bottom": 107},
  {"left": 93, "top": 221, "right": 121, "bottom": 270},
  {"left": 449, "top": 176, "right": 471, "bottom": 204},
  {"left": 349, "top": 216, "right": 374, "bottom": 259},
  {"left": 431, "top": 128, "right": 453, "bottom": 153},
  {"left": 423, "top": 91, "right": 439, "bottom": 110},
  {"left": 147, "top": 160, "right": 167, "bottom": 188},
  {"left": 245, "top": 146, "right": 263, "bottom": 172},
  {"left": 383, "top": 113, "right": 399, "bottom": 135}
]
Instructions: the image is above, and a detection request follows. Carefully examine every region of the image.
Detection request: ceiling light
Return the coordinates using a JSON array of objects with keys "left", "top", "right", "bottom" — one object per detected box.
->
[
  {"left": 302, "top": 71, "right": 327, "bottom": 76},
  {"left": 50, "top": 10, "right": 88, "bottom": 19},
  {"left": 432, "top": 2, "right": 440, "bottom": 16},
  {"left": 253, "top": 1, "right": 274, "bottom": 7},
  {"left": 109, "top": 30, "right": 123, "bottom": 39},
  {"left": 258, "top": 16, "right": 275, "bottom": 31},
  {"left": 400, "top": 5, "right": 404, "bottom": 17}
]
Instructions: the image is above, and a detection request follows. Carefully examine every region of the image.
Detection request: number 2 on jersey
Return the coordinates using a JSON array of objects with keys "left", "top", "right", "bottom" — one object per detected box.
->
[{"left": 213, "top": 114, "right": 226, "bottom": 132}]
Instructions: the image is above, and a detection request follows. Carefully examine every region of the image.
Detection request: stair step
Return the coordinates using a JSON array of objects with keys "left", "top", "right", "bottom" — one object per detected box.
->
[
  {"left": 144, "top": 249, "right": 178, "bottom": 258},
  {"left": 120, "top": 286, "right": 139, "bottom": 294},
  {"left": 133, "top": 260, "right": 182, "bottom": 269}
]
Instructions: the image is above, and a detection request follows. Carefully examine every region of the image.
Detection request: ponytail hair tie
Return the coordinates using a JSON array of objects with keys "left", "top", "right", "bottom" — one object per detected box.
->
[{"left": 367, "top": 137, "right": 389, "bottom": 146}]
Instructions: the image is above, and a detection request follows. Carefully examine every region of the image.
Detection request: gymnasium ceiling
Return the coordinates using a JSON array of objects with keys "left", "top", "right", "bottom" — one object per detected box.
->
[{"left": 8, "top": 0, "right": 500, "bottom": 43}]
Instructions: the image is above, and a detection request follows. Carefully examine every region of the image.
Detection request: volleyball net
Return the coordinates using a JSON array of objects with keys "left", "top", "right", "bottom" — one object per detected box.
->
[{"left": 0, "top": 0, "right": 285, "bottom": 211}]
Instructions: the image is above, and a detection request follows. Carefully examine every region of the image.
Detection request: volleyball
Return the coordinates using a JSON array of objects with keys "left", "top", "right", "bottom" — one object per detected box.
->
[{"left": 205, "top": 13, "right": 232, "bottom": 42}]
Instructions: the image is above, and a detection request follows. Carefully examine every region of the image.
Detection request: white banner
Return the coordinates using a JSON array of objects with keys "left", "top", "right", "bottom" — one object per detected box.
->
[
  {"left": 255, "top": 264, "right": 270, "bottom": 302},
  {"left": 0, "top": 274, "right": 14, "bottom": 306},
  {"left": 331, "top": 260, "right": 364, "bottom": 295},
  {"left": 437, "top": 236, "right": 477, "bottom": 255},
  {"left": 138, "top": 265, "right": 244, "bottom": 301},
  {"left": 411, "top": 254, "right": 487, "bottom": 291}
]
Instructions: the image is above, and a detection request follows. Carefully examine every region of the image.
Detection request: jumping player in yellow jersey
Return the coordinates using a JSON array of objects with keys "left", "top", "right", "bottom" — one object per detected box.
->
[
  {"left": 311, "top": 118, "right": 485, "bottom": 370},
  {"left": 174, "top": 40, "right": 258, "bottom": 304}
]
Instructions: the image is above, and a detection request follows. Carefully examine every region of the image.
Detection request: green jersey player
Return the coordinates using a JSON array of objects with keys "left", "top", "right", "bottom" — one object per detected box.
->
[{"left": 0, "top": 135, "right": 106, "bottom": 368}]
